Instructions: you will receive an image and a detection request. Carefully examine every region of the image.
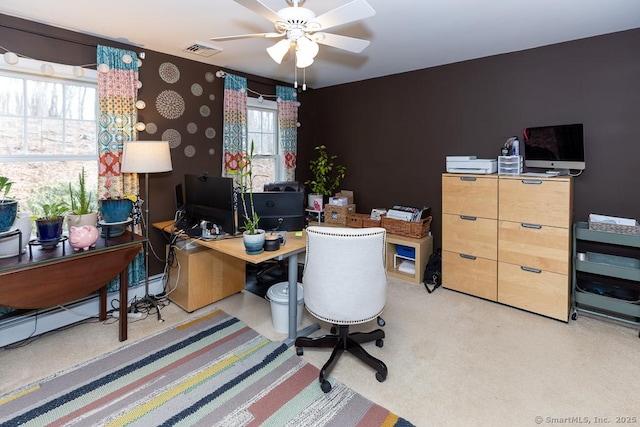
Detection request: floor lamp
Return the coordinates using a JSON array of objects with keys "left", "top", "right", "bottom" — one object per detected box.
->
[{"left": 121, "top": 140, "right": 173, "bottom": 322}]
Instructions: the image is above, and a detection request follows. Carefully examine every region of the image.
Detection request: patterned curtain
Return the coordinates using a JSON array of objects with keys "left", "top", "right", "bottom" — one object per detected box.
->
[
  {"left": 97, "top": 45, "right": 145, "bottom": 290},
  {"left": 221, "top": 73, "right": 248, "bottom": 186},
  {"left": 276, "top": 86, "right": 299, "bottom": 181}
]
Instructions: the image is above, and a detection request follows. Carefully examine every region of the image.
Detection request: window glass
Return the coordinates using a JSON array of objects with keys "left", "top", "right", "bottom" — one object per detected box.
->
[
  {"left": 0, "top": 62, "right": 98, "bottom": 217},
  {"left": 247, "top": 97, "right": 282, "bottom": 191}
]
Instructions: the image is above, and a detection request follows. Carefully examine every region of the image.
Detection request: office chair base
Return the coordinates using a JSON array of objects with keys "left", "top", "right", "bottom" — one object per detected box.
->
[{"left": 295, "top": 324, "right": 387, "bottom": 393}]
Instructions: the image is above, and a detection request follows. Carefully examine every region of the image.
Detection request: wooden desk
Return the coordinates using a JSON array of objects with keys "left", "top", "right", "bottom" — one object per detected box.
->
[
  {"left": 154, "top": 220, "right": 318, "bottom": 345},
  {"left": 0, "top": 234, "right": 145, "bottom": 341}
]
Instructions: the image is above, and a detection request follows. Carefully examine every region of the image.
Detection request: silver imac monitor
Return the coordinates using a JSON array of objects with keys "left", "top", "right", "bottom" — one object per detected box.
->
[{"left": 523, "top": 123, "right": 585, "bottom": 173}]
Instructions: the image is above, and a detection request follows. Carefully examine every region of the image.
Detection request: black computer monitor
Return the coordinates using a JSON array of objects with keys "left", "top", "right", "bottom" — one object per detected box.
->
[
  {"left": 238, "top": 191, "right": 305, "bottom": 232},
  {"left": 183, "top": 174, "right": 237, "bottom": 234}
]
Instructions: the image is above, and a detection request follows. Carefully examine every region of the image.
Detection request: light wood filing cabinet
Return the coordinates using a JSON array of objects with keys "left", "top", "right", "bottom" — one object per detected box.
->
[
  {"left": 442, "top": 173, "right": 573, "bottom": 321},
  {"left": 167, "top": 245, "right": 245, "bottom": 312},
  {"left": 442, "top": 174, "right": 498, "bottom": 300},
  {"left": 497, "top": 176, "right": 573, "bottom": 321}
]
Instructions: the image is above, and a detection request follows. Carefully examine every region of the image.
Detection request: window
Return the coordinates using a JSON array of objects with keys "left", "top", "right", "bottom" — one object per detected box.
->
[
  {"left": 0, "top": 59, "right": 98, "bottom": 213},
  {"left": 246, "top": 97, "right": 283, "bottom": 192}
]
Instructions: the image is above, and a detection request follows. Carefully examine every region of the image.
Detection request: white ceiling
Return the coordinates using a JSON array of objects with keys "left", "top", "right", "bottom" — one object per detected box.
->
[{"left": 2, "top": 0, "right": 640, "bottom": 89}]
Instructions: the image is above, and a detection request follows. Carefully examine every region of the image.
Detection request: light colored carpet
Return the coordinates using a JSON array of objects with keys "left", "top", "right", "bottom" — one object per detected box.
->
[{"left": 1, "top": 277, "right": 638, "bottom": 426}]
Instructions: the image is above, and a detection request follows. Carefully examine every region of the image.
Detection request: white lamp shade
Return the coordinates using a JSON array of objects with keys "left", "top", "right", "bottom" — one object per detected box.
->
[
  {"left": 121, "top": 141, "right": 173, "bottom": 173},
  {"left": 296, "top": 36, "right": 319, "bottom": 59},
  {"left": 267, "top": 39, "right": 291, "bottom": 64},
  {"left": 296, "top": 50, "right": 314, "bottom": 68}
]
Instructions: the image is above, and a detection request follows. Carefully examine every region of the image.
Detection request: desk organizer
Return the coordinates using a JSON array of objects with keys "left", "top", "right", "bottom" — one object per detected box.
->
[
  {"left": 324, "top": 203, "right": 356, "bottom": 225},
  {"left": 382, "top": 216, "right": 432, "bottom": 238}
]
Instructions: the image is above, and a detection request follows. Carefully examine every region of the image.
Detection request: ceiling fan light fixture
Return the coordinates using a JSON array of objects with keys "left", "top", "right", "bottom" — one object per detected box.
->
[
  {"left": 295, "top": 49, "right": 314, "bottom": 68},
  {"left": 296, "top": 36, "right": 319, "bottom": 59},
  {"left": 267, "top": 39, "right": 291, "bottom": 64}
]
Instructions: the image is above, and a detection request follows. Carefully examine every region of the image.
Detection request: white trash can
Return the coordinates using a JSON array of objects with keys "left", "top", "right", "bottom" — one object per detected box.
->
[{"left": 266, "top": 282, "right": 304, "bottom": 334}]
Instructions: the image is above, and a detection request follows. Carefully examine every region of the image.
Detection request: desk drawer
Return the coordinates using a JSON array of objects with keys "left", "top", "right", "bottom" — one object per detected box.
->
[
  {"left": 442, "top": 250, "right": 497, "bottom": 301},
  {"left": 498, "top": 261, "right": 569, "bottom": 321},
  {"left": 442, "top": 174, "right": 497, "bottom": 218},
  {"left": 443, "top": 214, "right": 497, "bottom": 260},
  {"left": 498, "top": 221, "right": 569, "bottom": 275}
]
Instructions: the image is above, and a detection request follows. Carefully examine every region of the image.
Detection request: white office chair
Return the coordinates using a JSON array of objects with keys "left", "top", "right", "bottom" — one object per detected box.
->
[{"left": 295, "top": 226, "right": 388, "bottom": 393}]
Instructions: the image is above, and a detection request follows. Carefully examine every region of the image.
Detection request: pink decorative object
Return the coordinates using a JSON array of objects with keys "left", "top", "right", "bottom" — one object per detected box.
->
[{"left": 69, "top": 225, "right": 99, "bottom": 251}]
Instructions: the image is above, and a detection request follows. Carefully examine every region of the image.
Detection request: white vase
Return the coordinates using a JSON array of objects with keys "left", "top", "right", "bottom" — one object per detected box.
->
[
  {"left": 66, "top": 212, "right": 98, "bottom": 229},
  {"left": 308, "top": 194, "right": 324, "bottom": 211},
  {"left": 0, "top": 212, "right": 33, "bottom": 258},
  {"left": 242, "top": 229, "right": 266, "bottom": 255}
]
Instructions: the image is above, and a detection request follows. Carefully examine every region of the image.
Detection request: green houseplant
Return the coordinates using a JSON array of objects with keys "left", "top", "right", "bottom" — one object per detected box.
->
[
  {"left": 34, "top": 201, "right": 69, "bottom": 249},
  {"left": 67, "top": 167, "right": 98, "bottom": 227},
  {"left": 0, "top": 176, "right": 18, "bottom": 233},
  {"left": 305, "top": 145, "right": 347, "bottom": 210},
  {"left": 233, "top": 141, "right": 265, "bottom": 254}
]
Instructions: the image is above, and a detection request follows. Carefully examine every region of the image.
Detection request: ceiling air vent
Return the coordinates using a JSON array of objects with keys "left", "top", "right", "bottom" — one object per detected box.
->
[{"left": 182, "top": 42, "right": 223, "bottom": 57}]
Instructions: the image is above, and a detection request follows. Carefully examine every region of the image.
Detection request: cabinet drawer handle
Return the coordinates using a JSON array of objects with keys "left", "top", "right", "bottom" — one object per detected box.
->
[
  {"left": 460, "top": 253, "right": 477, "bottom": 260},
  {"left": 460, "top": 215, "right": 477, "bottom": 221},
  {"left": 521, "top": 223, "right": 542, "bottom": 229},
  {"left": 460, "top": 176, "right": 477, "bottom": 182},
  {"left": 520, "top": 266, "right": 542, "bottom": 274},
  {"left": 521, "top": 179, "right": 543, "bottom": 185}
]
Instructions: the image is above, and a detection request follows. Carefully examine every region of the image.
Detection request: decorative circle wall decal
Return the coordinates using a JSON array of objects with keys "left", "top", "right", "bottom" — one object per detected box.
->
[
  {"left": 191, "top": 83, "right": 203, "bottom": 96},
  {"left": 184, "top": 145, "right": 196, "bottom": 157},
  {"left": 199, "top": 105, "right": 211, "bottom": 117},
  {"left": 145, "top": 122, "right": 158, "bottom": 134},
  {"left": 159, "top": 62, "right": 180, "bottom": 84},
  {"left": 162, "top": 128, "right": 182, "bottom": 149},
  {"left": 209, "top": 148, "right": 215, "bottom": 155},
  {"left": 209, "top": 94, "right": 215, "bottom": 101},
  {"left": 205, "top": 71, "right": 214, "bottom": 82},
  {"left": 187, "top": 122, "right": 198, "bottom": 134},
  {"left": 205, "top": 127, "right": 216, "bottom": 139},
  {"left": 156, "top": 90, "right": 185, "bottom": 119}
]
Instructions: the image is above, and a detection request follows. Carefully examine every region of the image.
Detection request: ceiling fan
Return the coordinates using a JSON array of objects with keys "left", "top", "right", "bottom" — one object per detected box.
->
[{"left": 210, "top": 0, "right": 376, "bottom": 68}]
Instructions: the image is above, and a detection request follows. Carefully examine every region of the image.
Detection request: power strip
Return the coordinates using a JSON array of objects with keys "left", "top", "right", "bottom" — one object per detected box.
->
[{"left": 111, "top": 311, "right": 143, "bottom": 319}]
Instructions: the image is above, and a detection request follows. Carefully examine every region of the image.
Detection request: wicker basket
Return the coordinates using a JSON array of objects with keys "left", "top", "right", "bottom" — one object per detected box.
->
[
  {"left": 346, "top": 213, "right": 370, "bottom": 228},
  {"left": 324, "top": 204, "right": 356, "bottom": 225},
  {"left": 382, "top": 216, "right": 432, "bottom": 238},
  {"left": 589, "top": 221, "right": 640, "bottom": 236},
  {"left": 362, "top": 217, "right": 382, "bottom": 228}
]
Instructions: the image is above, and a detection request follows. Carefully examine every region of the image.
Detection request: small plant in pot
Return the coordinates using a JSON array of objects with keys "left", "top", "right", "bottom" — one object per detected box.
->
[
  {"left": 304, "top": 145, "right": 347, "bottom": 210},
  {"left": 67, "top": 167, "right": 98, "bottom": 228},
  {"left": 0, "top": 176, "right": 18, "bottom": 233},
  {"left": 34, "top": 201, "right": 69, "bottom": 249},
  {"left": 233, "top": 141, "right": 265, "bottom": 254}
]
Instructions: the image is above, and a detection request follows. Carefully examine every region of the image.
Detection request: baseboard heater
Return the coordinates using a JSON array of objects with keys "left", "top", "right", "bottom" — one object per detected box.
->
[{"left": 0, "top": 275, "right": 164, "bottom": 347}]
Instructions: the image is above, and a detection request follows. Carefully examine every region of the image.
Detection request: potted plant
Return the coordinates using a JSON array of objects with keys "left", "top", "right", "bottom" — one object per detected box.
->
[
  {"left": 305, "top": 145, "right": 347, "bottom": 210},
  {"left": 0, "top": 176, "right": 18, "bottom": 233},
  {"left": 67, "top": 167, "right": 98, "bottom": 228},
  {"left": 235, "top": 141, "right": 265, "bottom": 254},
  {"left": 34, "top": 201, "right": 69, "bottom": 249}
]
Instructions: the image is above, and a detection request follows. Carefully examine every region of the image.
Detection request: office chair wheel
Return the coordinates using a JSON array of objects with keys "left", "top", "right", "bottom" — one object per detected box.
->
[
  {"left": 377, "top": 316, "right": 385, "bottom": 327},
  {"left": 296, "top": 347, "right": 304, "bottom": 356},
  {"left": 321, "top": 380, "right": 332, "bottom": 393},
  {"left": 376, "top": 338, "right": 384, "bottom": 347},
  {"left": 375, "top": 372, "right": 386, "bottom": 383}
]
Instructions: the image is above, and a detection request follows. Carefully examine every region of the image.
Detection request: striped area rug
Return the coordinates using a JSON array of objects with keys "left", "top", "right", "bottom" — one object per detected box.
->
[{"left": 0, "top": 310, "right": 415, "bottom": 426}]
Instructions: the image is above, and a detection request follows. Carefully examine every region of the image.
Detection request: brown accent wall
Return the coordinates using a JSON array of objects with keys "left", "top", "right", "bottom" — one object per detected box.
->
[
  {"left": 299, "top": 29, "right": 640, "bottom": 249},
  {"left": 3, "top": 14, "right": 639, "bottom": 269}
]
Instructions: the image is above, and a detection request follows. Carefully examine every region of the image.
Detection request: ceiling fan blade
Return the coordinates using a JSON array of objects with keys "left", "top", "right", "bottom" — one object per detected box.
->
[
  {"left": 311, "top": 0, "right": 376, "bottom": 31},
  {"left": 313, "top": 32, "right": 370, "bottom": 53},
  {"left": 233, "top": 0, "right": 282, "bottom": 23},
  {"left": 210, "top": 32, "right": 284, "bottom": 41}
]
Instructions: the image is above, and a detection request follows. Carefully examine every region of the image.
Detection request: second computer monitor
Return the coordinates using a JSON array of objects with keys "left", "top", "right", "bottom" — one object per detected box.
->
[{"left": 238, "top": 191, "right": 305, "bottom": 232}]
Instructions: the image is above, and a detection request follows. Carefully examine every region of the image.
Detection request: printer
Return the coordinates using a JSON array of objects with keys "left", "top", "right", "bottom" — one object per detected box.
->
[{"left": 446, "top": 156, "right": 497, "bottom": 174}]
